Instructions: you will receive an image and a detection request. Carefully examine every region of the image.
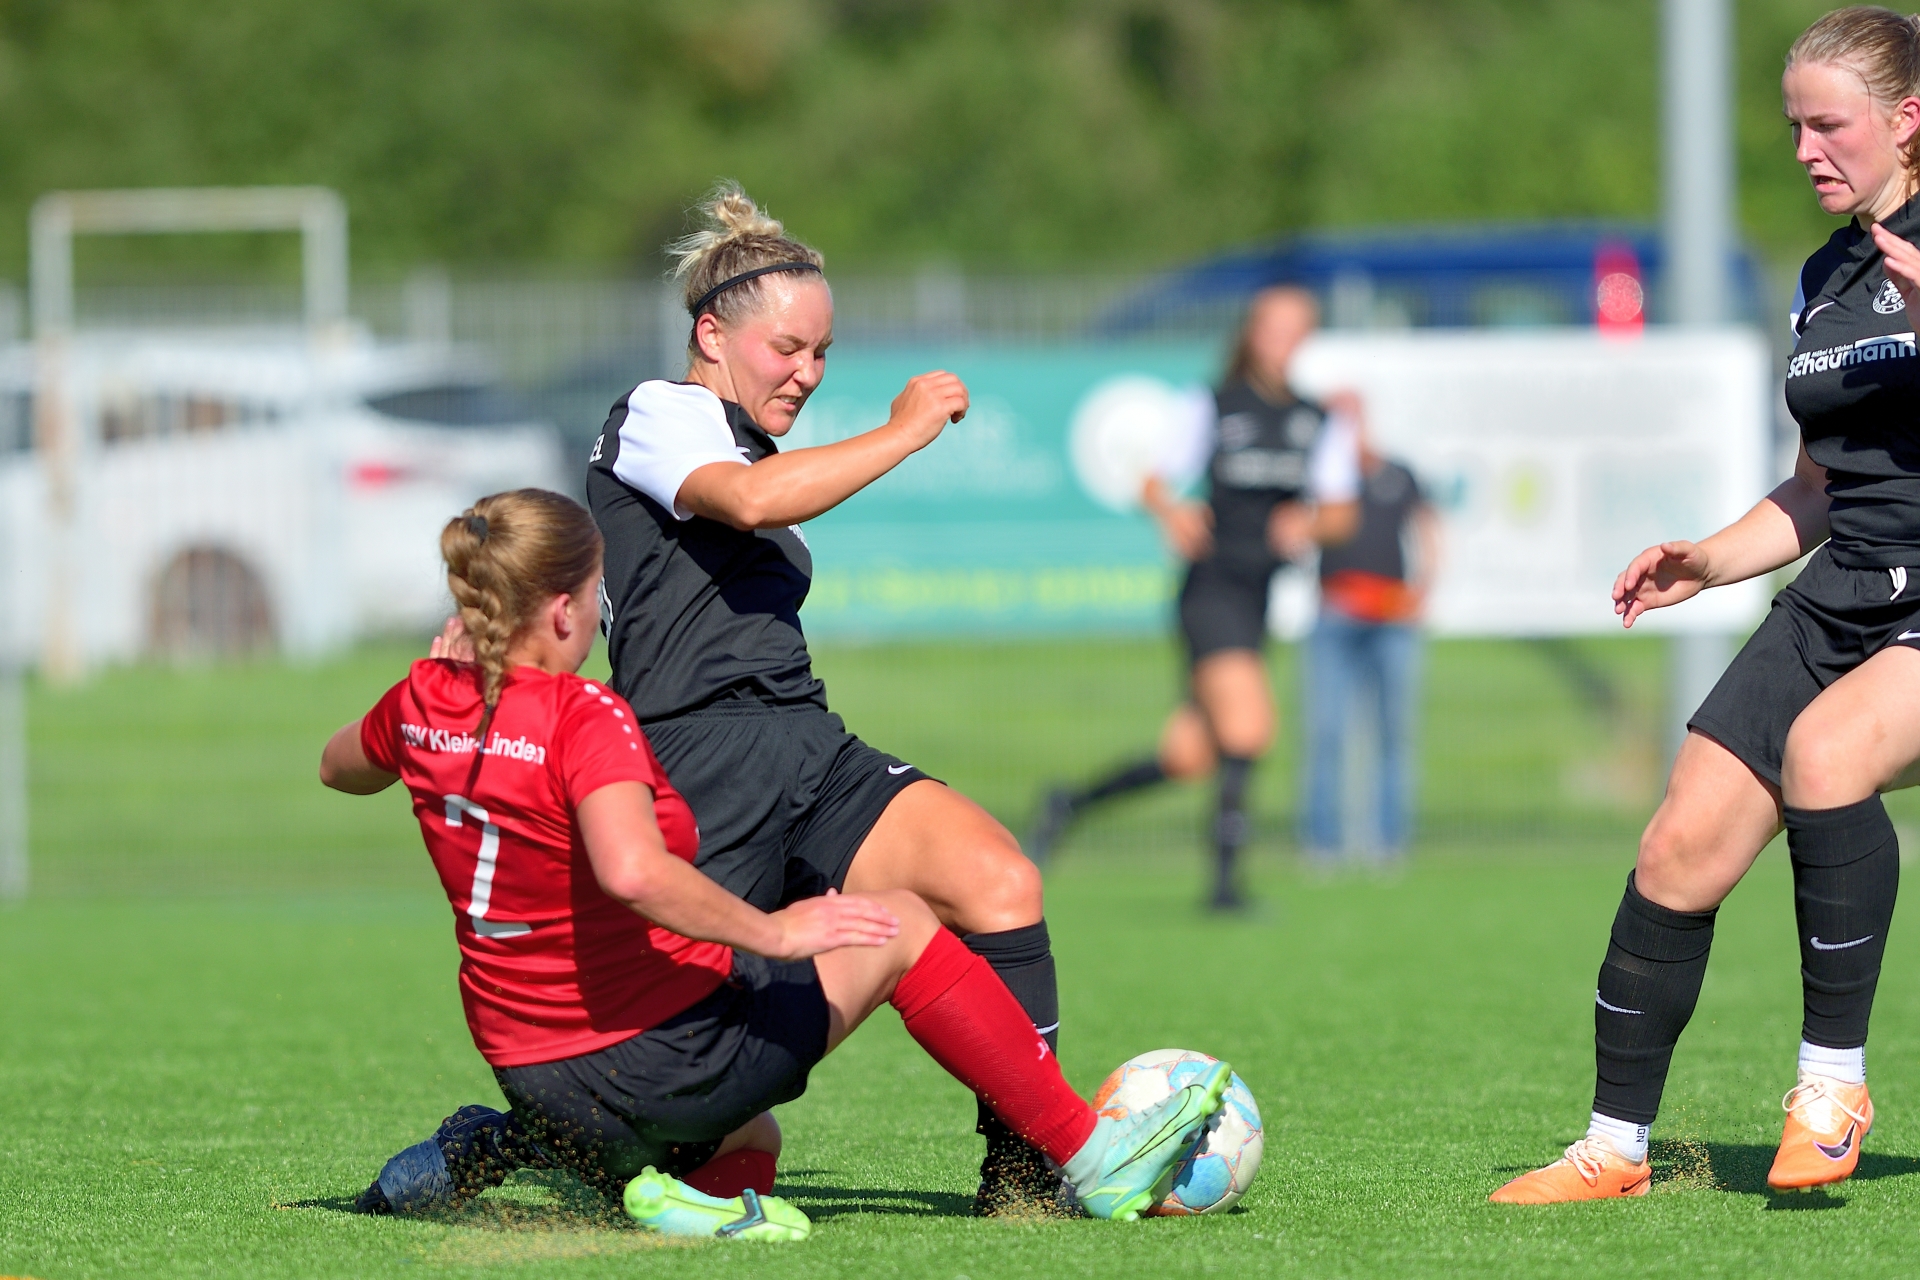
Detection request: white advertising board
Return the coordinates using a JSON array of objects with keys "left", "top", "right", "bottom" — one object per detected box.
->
[{"left": 1289, "top": 328, "right": 1774, "bottom": 637}]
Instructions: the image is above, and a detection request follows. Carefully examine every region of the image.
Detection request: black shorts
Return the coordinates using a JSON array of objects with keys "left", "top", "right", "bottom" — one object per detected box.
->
[
  {"left": 1689, "top": 547, "right": 1920, "bottom": 786},
  {"left": 493, "top": 950, "right": 830, "bottom": 1194},
  {"left": 1178, "top": 560, "right": 1274, "bottom": 664},
  {"left": 643, "top": 698, "right": 931, "bottom": 912}
]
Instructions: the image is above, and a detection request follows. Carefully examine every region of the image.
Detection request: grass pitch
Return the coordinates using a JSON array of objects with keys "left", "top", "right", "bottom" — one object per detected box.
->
[{"left": 5, "top": 638, "right": 1920, "bottom": 1278}]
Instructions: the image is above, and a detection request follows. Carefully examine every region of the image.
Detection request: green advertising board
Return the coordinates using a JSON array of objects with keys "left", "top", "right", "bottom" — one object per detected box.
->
[{"left": 789, "top": 342, "right": 1221, "bottom": 637}]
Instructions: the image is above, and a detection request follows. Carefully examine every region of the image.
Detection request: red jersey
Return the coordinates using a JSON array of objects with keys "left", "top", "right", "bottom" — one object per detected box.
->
[{"left": 360, "top": 659, "right": 731, "bottom": 1067}]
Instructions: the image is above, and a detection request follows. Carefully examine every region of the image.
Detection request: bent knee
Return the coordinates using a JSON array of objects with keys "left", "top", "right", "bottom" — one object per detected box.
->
[
  {"left": 1782, "top": 719, "right": 1883, "bottom": 808},
  {"left": 983, "top": 852, "right": 1044, "bottom": 932},
  {"left": 723, "top": 1111, "right": 782, "bottom": 1158},
  {"left": 1216, "top": 724, "right": 1274, "bottom": 759},
  {"left": 1635, "top": 815, "right": 1740, "bottom": 912},
  {"left": 954, "top": 841, "right": 1044, "bottom": 934}
]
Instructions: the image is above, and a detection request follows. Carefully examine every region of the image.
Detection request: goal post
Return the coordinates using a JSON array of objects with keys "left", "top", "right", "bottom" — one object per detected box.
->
[
  {"left": 29, "top": 186, "right": 348, "bottom": 334},
  {"left": 28, "top": 186, "right": 350, "bottom": 687}
]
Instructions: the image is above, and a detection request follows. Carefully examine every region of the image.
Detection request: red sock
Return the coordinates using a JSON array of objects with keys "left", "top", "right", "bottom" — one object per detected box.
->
[
  {"left": 681, "top": 1149, "right": 776, "bottom": 1198},
  {"left": 890, "top": 927, "right": 1097, "bottom": 1166}
]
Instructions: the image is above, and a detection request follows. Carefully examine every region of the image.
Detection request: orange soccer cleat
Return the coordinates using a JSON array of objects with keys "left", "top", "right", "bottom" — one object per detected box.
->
[
  {"left": 1766, "top": 1074, "right": 1873, "bottom": 1192},
  {"left": 1488, "top": 1136, "right": 1652, "bottom": 1204}
]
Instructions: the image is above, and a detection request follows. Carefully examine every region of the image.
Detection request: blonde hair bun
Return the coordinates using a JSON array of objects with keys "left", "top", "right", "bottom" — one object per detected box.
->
[{"left": 669, "top": 180, "right": 826, "bottom": 351}]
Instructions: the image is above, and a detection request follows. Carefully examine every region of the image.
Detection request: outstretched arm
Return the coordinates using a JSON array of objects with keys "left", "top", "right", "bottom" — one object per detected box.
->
[
  {"left": 1612, "top": 443, "right": 1829, "bottom": 628},
  {"left": 577, "top": 781, "right": 900, "bottom": 961},
  {"left": 678, "top": 372, "right": 969, "bottom": 530}
]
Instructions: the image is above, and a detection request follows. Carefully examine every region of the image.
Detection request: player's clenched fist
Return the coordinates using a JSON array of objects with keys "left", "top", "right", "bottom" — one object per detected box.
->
[{"left": 888, "top": 371, "right": 969, "bottom": 449}]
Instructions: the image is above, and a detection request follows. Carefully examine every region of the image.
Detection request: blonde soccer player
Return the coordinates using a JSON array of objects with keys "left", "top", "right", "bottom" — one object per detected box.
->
[{"left": 320, "top": 489, "right": 1228, "bottom": 1236}]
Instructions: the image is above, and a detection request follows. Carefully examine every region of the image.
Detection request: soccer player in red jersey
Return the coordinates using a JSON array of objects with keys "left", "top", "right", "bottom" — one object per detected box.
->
[{"left": 320, "top": 489, "right": 1229, "bottom": 1238}]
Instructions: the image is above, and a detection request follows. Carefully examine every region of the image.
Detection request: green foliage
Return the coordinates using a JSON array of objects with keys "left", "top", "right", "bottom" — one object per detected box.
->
[{"left": 0, "top": 1, "right": 1864, "bottom": 277}]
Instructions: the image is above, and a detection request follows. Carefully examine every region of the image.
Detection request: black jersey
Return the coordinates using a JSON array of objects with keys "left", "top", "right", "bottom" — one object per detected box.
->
[
  {"left": 1318, "top": 459, "right": 1424, "bottom": 583},
  {"left": 586, "top": 381, "right": 826, "bottom": 722},
  {"left": 1786, "top": 191, "right": 1920, "bottom": 568},
  {"left": 1203, "top": 380, "right": 1331, "bottom": 576}
]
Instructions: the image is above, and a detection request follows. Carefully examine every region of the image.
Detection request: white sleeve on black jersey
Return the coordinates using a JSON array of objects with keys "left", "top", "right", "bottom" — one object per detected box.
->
[
  {"left": 610, "top": 381, "right": 750, "bottom": 520},
  {"left": 1309, "top": 411, "right": 1362, "bottom": 503},
  {"left": 1789, "top": 273, "right": 1807, "bottom": 338},
  {"left": 1152, "top": 385, "right": 1219, "bottom": 490}
]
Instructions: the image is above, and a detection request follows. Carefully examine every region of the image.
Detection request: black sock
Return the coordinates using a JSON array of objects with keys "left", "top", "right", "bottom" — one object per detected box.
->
[
  {"left": 1213, "top": 755, "right": 1254, "bottom": 897},
  {"left": 964, "top": 922, "right": 1060, "bottom": 1158},
  {"left": 1786, "top": 796, "right": 1900, "bottom": 1049},
  {"left": 1073, "top": 758, "right": 1165, "bottom": 808},
  {"left": 1592, "top": 871, "right": 1717, "bottom": 1126}
]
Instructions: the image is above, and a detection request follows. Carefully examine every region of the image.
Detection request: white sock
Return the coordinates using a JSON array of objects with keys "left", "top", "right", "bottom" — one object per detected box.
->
[
  {"left": 1586, "top": 1112, "right": 1648, "bottom": 1164},
  {"left": 1799, "top": 1041, "right": 1865, "bottom": 1085}
]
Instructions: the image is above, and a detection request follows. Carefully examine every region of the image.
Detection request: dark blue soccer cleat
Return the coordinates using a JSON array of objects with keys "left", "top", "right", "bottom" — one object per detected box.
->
[{"left": 353, "top": 1104, "right": 544, "bottom": 1215}]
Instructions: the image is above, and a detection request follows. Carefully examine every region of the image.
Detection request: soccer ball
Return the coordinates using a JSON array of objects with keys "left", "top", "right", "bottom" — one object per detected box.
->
[{"left": 1091, "top": 1048, "right": 1263, "bottom": 1215}]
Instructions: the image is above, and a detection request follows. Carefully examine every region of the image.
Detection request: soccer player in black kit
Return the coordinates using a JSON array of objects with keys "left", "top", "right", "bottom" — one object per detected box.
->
[
  {"left": 585, "top": 183, "right": 1067, "bottom": 1215},
  {"left": 1026, "top": 286, "right": 1360, "bottom": 909},
  {"left": 1496, "top": 5, "right": 1920, "bottom": 1202}
]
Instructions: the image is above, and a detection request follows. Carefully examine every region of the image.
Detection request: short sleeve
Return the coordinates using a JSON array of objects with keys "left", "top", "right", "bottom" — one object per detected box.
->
[
  {"left": 556, "top": 680, "right": 660, "bottom": 810},
  {"left": 1152, "top": 386, "right": 1218, "bottom": 490},
  {"left": 610, "top": 382, "right": 749, "bottom": 520},
  {"left": 1309, "top": 411, "right": 1362, "bottom": 503},
  {"left": 1788, "top": 272, "right": 1807, "bottom": 339},
  {"left": 359, "top": 679, "right": 409, "bottom": 774}
]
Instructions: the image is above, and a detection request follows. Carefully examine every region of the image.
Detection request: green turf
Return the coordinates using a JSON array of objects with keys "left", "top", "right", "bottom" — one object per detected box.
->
[{"left": 6, "top": 638, "right": 1920, "bottom": 1278}]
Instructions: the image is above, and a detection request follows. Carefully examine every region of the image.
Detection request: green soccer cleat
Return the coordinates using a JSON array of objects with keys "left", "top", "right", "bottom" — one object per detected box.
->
[
  {"left": 622, "top": 1166, "right": 811, "bottom": 1242},
  {"left": 1066, "top": 1060, "right": 1232, "bottom": 1221}
]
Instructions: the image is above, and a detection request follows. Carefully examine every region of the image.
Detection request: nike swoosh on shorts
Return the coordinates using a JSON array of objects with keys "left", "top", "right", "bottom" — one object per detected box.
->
[
  {"left": 1897, "top": 631, "right": 1920, "bottom": 642},
  {"left": 887, "top": 764, "right": 914, "bottom": 775}
]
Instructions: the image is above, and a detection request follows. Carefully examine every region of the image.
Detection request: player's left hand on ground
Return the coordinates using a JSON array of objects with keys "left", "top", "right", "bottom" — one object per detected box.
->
[
  {"left": 1871, "top": 221, "right": 1920, "bottom": 313},
  {"left": 766, "top": 889, "right": 901, "bottom": 960},
  {"left": 429, "top": 616, "right": 475, "bottom": 662}
]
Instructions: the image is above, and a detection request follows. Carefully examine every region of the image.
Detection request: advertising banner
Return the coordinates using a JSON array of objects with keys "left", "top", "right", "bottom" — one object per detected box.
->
[
  {"left": 795, "top": 342, "right": 1218, "bottom": 637},
  {"left": 795, "top": 329, "right": 1774, "bottom": 639}
]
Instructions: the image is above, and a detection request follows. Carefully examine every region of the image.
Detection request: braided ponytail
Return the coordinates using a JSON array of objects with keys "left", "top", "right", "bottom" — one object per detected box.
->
[
  {"left": 1789, "top": 7, "right": 1920, "bottom": 175},
  {"left": 440, "top": 489, "right": 604, "bottom": 733}
]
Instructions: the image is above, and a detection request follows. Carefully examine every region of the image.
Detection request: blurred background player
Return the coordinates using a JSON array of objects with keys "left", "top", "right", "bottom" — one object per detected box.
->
[
  {"left": 1301, "top": 411, "right": 1440, "bottom": 868},
  {"left": 1025, "top": 286, "right": 1360, "bottom": 909},
  {"left": 586, "top": 184, "right": 1068, "bottom": 1214},
  {"left": 1494, "top": 6, "right": 1920, "bottom": 1203},
  {"left": 322, "top": 489, "right": 1231, "bottom": 1235}
]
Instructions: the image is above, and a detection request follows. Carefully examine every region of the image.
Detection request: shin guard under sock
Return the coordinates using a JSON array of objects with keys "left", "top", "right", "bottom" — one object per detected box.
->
[
  {"left": 962, "top": 922, "right": 1060, "bottom": 1050},
  {"left": 1075, "top": 759, "right": 1166, "bottom": 807},
  {"left": 1213, "top": 755, "right": 1254, "bottom": 897},
  {"left": 1785, "top": 796, "right": 1900, "bottom": 1050},
  {"left": 682, "top": 1149, "right": 776, "bottom": 1198},
  {"left": 892, "top": 928, "right": 1096, "bottom": 1166},
  {"left": 964, "top": 923, "right": 1062, "bottom": 1153},
  {"left": 1592, "top": 871, "right": 1717, "bottom": 1126}
]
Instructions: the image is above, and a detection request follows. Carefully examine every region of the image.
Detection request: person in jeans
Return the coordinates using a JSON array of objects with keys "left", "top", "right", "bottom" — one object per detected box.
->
[{"left": 1301, "top": 422, "right": 1439, "bottom": 866}]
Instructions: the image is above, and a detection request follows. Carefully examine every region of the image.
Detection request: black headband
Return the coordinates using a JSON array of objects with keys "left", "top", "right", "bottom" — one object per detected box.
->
[{"left": 688, "top": 261, "right": 822, "bottom": 319}]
